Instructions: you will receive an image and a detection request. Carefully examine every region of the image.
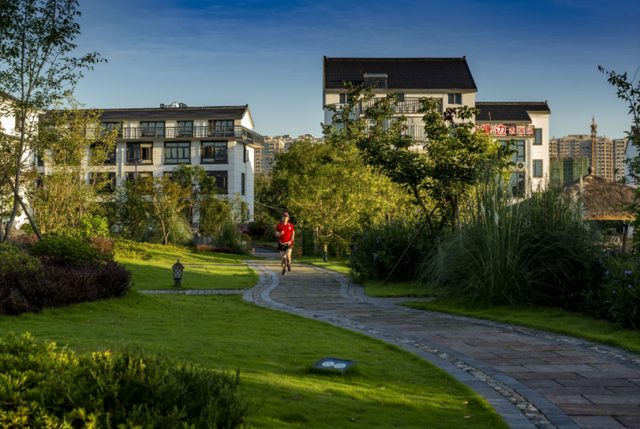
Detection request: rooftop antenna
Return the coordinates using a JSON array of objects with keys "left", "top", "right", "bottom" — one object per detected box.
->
[{"left": 589, "top": 117, "right": 597, "bottom": 175}]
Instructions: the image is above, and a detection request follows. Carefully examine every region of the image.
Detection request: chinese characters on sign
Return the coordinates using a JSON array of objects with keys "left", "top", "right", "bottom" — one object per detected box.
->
[{"left": 475, "top": 124, "right": 535, "bottom": 136}]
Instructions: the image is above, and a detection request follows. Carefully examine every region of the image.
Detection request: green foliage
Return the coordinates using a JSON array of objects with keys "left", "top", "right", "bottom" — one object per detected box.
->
[
  {"left": 583, "top": 251, "right": 640, "bottom": 329},
  {"left": 79, "top": 213, "right": 110, "bottom": 237},
  {"left": 199, "top": 194, "right": 231, "bottom": 236},
  {"left": 0, "top": 332, "right": 250, "bottom": 428},
  {"left": 0, "top": 242, "right": 42, "bottom": 279},
  {"left": 216, "top": 220, "right": 249, "bottom": 255},
  {"left": 270, "top": 139, "right": 412, "bottom": 254},
  {"left": 350, "top": 220, "right": 435, "bottom": 282},
  {"left": 110, "top": 180, "right": 151, "bottom": 240},
  {"left": 113, "top": 239, "right": 152, "bottom": 261},
  {"left": 424, "top": 178, "right": 602, "bottom": 307},
  {"left": 30, "top": 234, "right": 104, "bottom": 266}
]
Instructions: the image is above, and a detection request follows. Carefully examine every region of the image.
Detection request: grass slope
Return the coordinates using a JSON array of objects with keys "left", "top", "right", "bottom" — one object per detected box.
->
[
  {"left": 118, "top": 248, "right": 258, "bottom": 290},
  {"left": 0, "top": 293, "right": 507, "bottom": 429},
  {"left": 404, "top": 299, "right": 640, "bottom": 355},
  {"left": 294, "top": 256, "right": 350, "bottom": 276}
]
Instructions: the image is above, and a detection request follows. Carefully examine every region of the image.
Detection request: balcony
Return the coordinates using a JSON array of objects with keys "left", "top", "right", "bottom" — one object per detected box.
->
[
  {"left": 117, "top": 126, "right": 264, "bottom": 145},
  {"left": 358, "top": 99, "right": 426, "bottom": 115}
]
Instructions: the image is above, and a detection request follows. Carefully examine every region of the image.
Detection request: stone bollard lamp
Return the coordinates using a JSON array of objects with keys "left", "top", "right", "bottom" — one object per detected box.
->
[{"left": 172, "top": 259, "right": 184, "bottom": 287}]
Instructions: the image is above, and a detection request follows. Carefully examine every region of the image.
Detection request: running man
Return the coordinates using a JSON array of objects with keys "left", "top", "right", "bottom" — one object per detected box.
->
[{"left": 275, "top": 212, "right": 295, "bottom": 275}]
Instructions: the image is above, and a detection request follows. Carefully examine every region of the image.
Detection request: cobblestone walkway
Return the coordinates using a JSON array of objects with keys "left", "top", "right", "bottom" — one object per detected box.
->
[{"left": 242, "top": 260, "right": 640, "bottom": 429}]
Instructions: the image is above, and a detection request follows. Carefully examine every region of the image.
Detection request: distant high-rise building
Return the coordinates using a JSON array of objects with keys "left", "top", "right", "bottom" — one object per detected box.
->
[
  {"left": 550, "top": 134, "right": 627, "bottom": 182},
  {"left": 255, "top": 134, "right": 325, "bottom": 173}
]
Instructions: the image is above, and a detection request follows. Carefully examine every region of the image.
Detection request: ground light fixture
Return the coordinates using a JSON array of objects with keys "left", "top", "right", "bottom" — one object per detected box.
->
[
  {"left": 311, "top": 357, "right": 357, "bottom": 373},
  {"left": 173, "top": 259, "right": 184, "bottom": 287}
]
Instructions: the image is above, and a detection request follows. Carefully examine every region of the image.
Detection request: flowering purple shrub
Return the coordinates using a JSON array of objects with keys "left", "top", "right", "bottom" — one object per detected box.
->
[
  {"left": 349, "top": 220, "right": 435, "bottom": 282},
  {"left": 583, "top": 251, "right": 640, "bottom": 329}
]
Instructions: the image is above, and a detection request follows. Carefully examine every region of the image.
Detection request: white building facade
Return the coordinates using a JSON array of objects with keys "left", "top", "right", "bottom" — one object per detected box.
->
[
  {"left": 91, "top": 103, "right": 262, "bottom": 221},
  {"left": 322, "top": 57, "right": 551, "bottom": 197}
]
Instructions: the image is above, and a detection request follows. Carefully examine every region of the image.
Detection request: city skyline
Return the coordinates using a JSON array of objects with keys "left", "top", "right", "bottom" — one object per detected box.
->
[{"left": 70, "top": 0, "right": 639, "bottom": 139}]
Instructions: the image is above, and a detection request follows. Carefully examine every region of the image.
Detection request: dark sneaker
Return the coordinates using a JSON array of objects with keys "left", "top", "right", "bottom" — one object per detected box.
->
[
  {"left": 287, "top": 264, "right": 291, "bottom": 272},
  {"left": 282, "top": 268, "right": 286, "bottom": 275}
]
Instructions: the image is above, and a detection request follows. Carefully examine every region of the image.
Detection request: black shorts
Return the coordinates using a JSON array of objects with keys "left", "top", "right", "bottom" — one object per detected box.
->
[{"left": 278, "top": 242, "right": 292, "bottom": 252}]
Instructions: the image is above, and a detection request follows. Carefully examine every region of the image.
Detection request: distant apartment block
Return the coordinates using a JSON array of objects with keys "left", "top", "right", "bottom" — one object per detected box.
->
[
  {"left": 550, "top": 135, "right": 627, "bottom": 182},
  {"left": 256, "top": 134, "right": 325, "bottom": 174},
  {"left": 322, "top": 57, "right": 550, "bottom": 197},
  {"left": 38, "top": 102, "right": 263, "bottom": 221},
  {"left": 550, "top": 157, "right": 590, "bottom": 185}
]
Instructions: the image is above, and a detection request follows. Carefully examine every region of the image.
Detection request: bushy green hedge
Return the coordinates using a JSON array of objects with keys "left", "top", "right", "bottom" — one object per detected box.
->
[
  {"left": 30, "top": 234, "right": 106, "bottom": 266},
  {"left": 0, "top": 333, "right": 250, "bottom": 428},
  {"left": 350, "top": 220, "right": 435, "bottom": 282}
]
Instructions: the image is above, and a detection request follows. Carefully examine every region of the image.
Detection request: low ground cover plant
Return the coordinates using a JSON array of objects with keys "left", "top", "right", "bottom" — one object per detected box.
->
[{"left": 0, "top": 332, "right": 250, "bottom": 428}]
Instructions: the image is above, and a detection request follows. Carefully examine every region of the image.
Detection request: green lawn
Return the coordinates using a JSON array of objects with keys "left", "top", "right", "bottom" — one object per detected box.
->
[
  {"left": 363, "top": 280, "right": 435, "bottom": 298},
  {"left": 294, "top": 256, "right": 351, "bottom": 276},
  {"left": 403, "top": 298, "right": 640, "bottom": 355},
  {"left": 0, "top": 293, "right": 508, "bottom": 429},
  {"left": 0, "top": 246, "right": 510, "bottom": 429},
  {"left": 118, "top": 248, "right": 259, "bottom": 290}
]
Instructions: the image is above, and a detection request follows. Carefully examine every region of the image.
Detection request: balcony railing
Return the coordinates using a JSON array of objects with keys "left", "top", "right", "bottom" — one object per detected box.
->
[
  {"left": 358, "top": 99, "right": 426, "bottom": 115},
  {"left": 365, "top": 123, "right": 426, "bottom": 141},
  {"left": 96, "top": 126, "right": 264, "bottom": 145}
]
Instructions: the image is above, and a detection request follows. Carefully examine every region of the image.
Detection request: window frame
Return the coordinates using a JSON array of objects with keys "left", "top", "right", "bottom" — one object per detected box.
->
[
  {"left": 510, "top": 172, "right": 525, "bottom": 198},
  {"left": 126, "top": 171, "right": 153, "bottom": 182},
  {"left": 177, "top": 121, "right": 194, "bottom": 137},
  {"left": 126, "top": 142, "right": 154, "bottom": 165},
  {"left": 241, "top": 172, "right": 245, "bottom": 196},
  {"left": 534, "top": 128, "right": 543, "bottom": 145},
  {"left": 243, "top": 146, "right": 249, "bottom": 163},
  {"left": 201, "top": 141, "right": 228, "bottom": 164},
  {"left": 208, "top": 120, "right": 234, "bottom": 137},
  {"left": 448, "top": 93, "right": 462, "bottom": 105},
  {"left": 164, "top": 141, "right": 191, "bottom": 165},
  {"left": 100, "top": 122, "right": 123, "bottom": 138},
  {"left": 140, "top": 121, "right": 165, "bottom": 138},
  {"left": 533, "top": 159, "right": 543, "bottom": 178},
  {"left": 513, "top": 140, "right": 526, "bottom": 163}
]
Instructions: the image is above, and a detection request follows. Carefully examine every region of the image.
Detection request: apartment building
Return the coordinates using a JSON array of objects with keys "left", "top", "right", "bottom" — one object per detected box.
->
[
  {"left": 550, "top": 135, "right": 627, "bottom": 182},
  {"left": 322, "top": 57, "right": 551, "bottom": 197},
  {"left": 256, "top": 134, "right": 326, "bottom": 174},
  {"left": 70, "top": 103, "right": 262, "bottom": 220}
]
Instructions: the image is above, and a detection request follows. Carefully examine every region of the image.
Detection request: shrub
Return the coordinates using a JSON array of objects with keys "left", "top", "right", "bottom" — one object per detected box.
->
[
  {"left": 0, "top": 243, "right": 48, "bottom": 315},
  {"left": 196, "top": 244, "right": 235, "bottom": 254},
  {"left": 113, "top": 238, "right": 152, "bottom": 260},
  {"left": 79, "top": 213, "right": 110, "bottom": 237},
  {"left": 215, "top": 220, "right": 249, "bottom": 255},
  {"left": 0, "top": 332, "right": 251, "bottom": 428},
  {"left": 30, "top": 234, "right": 103, "bottom": 266},
  {"left": 90, "top": 236, "right": 115, "bottom": 256},
  {"left": 582, "top": 251, "right": 640, "bottom": 329},
  {"left": 349, "top": 220, "right": 435, "bottom": 282}
]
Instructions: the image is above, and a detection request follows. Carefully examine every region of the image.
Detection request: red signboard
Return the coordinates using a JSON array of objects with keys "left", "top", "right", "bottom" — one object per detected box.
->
[{"left": 475, "top": 124, "right": 534, "bottom": 136}]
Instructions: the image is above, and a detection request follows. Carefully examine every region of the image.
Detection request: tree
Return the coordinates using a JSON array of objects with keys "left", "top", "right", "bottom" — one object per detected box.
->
[
  {"left": 138, "top": 175, "right": 192, "bottom": 246},
  {"left": 270, "top": 139, "right": 413, "bottom": 257},
  {"left": 0, "top": 0, "right": 104, "bottom": 241},
  {"left": 326, "top": 82, "right": 511, "bottom": 234},
  {"left": 25, "top": 99, "right": 117, "bottom": 234}
]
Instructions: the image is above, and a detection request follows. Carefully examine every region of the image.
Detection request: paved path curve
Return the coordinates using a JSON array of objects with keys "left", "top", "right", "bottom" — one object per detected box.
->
[{"left": 241, "top": 259, "right": 640, "bottom": 429}]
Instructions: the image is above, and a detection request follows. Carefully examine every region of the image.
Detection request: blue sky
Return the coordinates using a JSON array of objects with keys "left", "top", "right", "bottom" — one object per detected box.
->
[{"left": 72, "top": 0, "right": 640, "bottom": 139}]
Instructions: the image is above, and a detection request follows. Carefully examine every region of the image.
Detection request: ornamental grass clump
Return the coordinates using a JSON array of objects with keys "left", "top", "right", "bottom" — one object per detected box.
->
[
  {"left": 423, "top": 177, "right": 602, "bottom": 307},
  {"left": 0, "top": 332, "right": 251, "bottom": 429}
]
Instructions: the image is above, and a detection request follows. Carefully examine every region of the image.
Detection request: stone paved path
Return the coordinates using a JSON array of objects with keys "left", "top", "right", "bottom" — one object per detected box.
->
[{"left": 241, "top": 259, "right": 640, "bottom": 429}]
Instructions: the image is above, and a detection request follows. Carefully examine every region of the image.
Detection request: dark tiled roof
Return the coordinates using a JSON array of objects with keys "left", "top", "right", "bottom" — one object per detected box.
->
[
  {"left": 96, "top": 105, "right": 248, "bottom": 121},
  {"left": 475, "top": 102, "right": 550, "bottom": 122},
  {"left": 324, "top": 57, "right": 477, "bottom": 90}
]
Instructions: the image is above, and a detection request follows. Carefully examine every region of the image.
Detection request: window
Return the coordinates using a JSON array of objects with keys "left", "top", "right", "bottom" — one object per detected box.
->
[
  {"left": 140, "top": 121, "right": 165, "bottom": 138},
  {"left": 165, "top": 142, "right": 190, "bottom": 164},
  {"left": 533, "top": 160, "right": 543, "bottom": 177},
  {"left": 91, "top": 143, "right": 116, "bottom": 164},
  {"left": 241, "top": 173, "right": 245, "bottom": 196},
  {"left": 126, "top": 171, "right": 153, "bottom": 181},
  {"left": 448, "top": 93, "right": 462, "bottom": 105},
  {"left": 34, "top": 151, "right": 44, "bottom": 167},
  {"left": 513, "top": 140, "right": 525, "bottom": 163},
  {"left": 177, "top": 121, "right": 193, "bottom": 137},
  {"left": 206, "top": 170, "right": 227, "bottom": 193},
  {"left": 396, "top": 93, "right": 405, "bottom": 102},
  {"left": 339, "top": 93, "right": 346, "bottom": 104},
  {"left": 534, "top": 128, "right": 542, "bottom": 145},
  {"left": 208, "top": 120, "right": 234, "bottom": 137},
  {"left": 509, "top": 172, "right": 525, "bottom": 198},
  {"left": 127, "top": 143, "right": 153, "bottom": 164},
  {"left": 101, "top": 122, "right": 122, "bottom": 138},
  {"left": 243, "top": 146, "right": 249, "bottom": 163},
  {"left": 201, "top": 141, "right": 228, "bottom": 163}
]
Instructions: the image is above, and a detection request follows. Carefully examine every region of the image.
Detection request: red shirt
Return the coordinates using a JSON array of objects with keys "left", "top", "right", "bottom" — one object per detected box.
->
[{"left": 276, "top": 222, "right": 294, "bottom": 244}]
